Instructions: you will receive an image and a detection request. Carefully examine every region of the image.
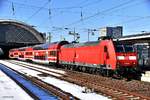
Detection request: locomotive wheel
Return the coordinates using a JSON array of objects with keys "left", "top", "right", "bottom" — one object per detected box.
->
[
  {"left": 112, "top": 70, "right": 123, "bottom": 79},
  {"left": 82, "top": 66, "right": 86, "bottom": 72},
  {"left": 89, "top": 68, "right": 93, "bottom": 74},
  {"left": 79, "top": 66, "right": 82, "bottom": 71},
  {"left": 92, "top": 68, "right": 96, "bottom": 74},
  {"left": 95, "top": 68, "right": 100, "bottom": 75}
]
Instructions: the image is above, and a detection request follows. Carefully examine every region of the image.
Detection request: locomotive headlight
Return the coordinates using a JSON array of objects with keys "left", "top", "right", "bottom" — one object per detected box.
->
[
  {"left": 129, "top": 56, "right": 136, "bottom": 60},
  {"left": 117, "top": 56, "right": 125, "bottom": 60}
]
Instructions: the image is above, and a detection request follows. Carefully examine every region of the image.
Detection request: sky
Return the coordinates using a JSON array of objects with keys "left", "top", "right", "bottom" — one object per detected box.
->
[{"left": 0, "top": 0, "right": 150, "bottom": 42}]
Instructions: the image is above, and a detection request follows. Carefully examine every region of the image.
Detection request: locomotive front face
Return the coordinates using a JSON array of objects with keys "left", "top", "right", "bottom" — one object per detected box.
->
[{"left": 115, "top": 44, "right": 137, "bottom": 67}]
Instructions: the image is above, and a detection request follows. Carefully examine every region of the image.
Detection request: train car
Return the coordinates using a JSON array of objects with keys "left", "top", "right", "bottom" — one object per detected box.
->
[
  {"left": 32, "top": 41, "right": 69, "bottom": 64},
  {"left": 59, "top": 40, "right": 116, "bottom": 72},
  {"left": 32, "top": 43, "right": 49, "bottom": 64},
  {"left": 9, "top": 49, "right": 14, "bottom": 59},
  {"left": 114, "top": 42, "right": 138, "bottom": 77},
  {"left": 59, "top": 39, "right": 138, "bottom": 78},
  {"left": 18, "top": 47, "right": 25, "bottom": 60},
  {"left": 9, "top": 48, "right": 20, "bottom": 59},
  {"left": 17, "top": 47, "right": 33, "bottom": 61},
  {"left": 9, "top": 39, "right": 138, "bottom": 78},
  {"left": 9, "top": 47, "right": 34, "bottom": 61},
  {"left": 22, "top": 47, "right": 34, "bottom": 61}
]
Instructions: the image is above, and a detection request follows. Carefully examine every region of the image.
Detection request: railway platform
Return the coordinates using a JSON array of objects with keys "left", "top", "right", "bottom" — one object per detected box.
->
[
  {"left": 0, "top": 70, "right": 33, "bottom": 100},
  {"left": 0, "top": 64, "right": 58, "bottom": 100},
  {"left": 141, "top": 71, "right": 150, "bottom": 82}
]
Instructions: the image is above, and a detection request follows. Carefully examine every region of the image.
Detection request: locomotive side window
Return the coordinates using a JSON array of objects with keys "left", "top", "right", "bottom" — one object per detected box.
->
[
  {"left": 104, "top": 46, "right": 107, "bottom": 52},
  {"left": 104, "top": 46, "right": 109, "bottom": 59}
]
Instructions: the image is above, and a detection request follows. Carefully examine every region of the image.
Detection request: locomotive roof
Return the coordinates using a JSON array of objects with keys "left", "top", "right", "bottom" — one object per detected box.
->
[
  {"left": 18, "top": 46, "right": 32, "bottom": 51},
  {"left": 113, "top": 41, "right": 133, "bottom": 45},
  {"left": 63, "top": 41, "right": 100, "bottom": 48},
  {"left": 33, "top": 41, "right": 69, "bottom": 50}
]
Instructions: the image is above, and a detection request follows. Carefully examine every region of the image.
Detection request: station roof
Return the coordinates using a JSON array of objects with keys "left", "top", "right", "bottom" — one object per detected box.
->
[
  {"left": 115, "top": 32, "right": 150, "bottom": 43},
  {"left": 0, "top": 19, "right": 46, "bottom": 47}
]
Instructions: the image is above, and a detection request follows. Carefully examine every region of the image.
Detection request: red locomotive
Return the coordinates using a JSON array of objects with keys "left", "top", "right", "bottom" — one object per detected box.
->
[{"left": 9, "top": 39, "right": 138, "bottom": 78}]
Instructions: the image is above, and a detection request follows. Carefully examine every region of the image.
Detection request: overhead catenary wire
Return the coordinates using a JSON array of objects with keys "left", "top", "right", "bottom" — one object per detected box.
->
[
  {"left": 5, "top": 0, "right": 145, "bottom": 21},
  {"left": 6, "top": 0, "right": 145, "bottom": 21},
  {"left": 5, "top": 0, "right": 104, "bottom": 23},
  {"left": 19, "top": 0, "right": 104, "bottom": 30},
  {"left": 112, "top": 15, "right": 150, "bottom": 26},
  {"left": 6, "top": 0, "right": 81, "bottom": 10},
  {"left": 6, "top": 0, "right": 103, "bottom": 11},
  {"left": 63, "top": 0, "right": 137, "bottom": 27},
  {"left": 80, "top": 0, "right": 103, "bottom": 8},
  {"left": 4, "top": 0, "right": 149, "bottom": 36},
  {"left": 26, "top": 0, "right": 51, "bottom": 21},
  {"left": 5, "top": 0, "right": 100, "bottom": 23}
]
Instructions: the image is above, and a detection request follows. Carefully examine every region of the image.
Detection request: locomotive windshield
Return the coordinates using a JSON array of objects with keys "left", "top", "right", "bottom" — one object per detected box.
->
[
  {"left": 115, "top": 45, "right": 134, "bottom": 53},
  {"left": 115, "top": 45, "right": 124, "bottom": 52},
  {"left": 124, "top": 45, "right": 134, "bottom": 52}
]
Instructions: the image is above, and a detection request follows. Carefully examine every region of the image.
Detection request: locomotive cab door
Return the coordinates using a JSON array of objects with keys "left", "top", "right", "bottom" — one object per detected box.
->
[{"left": 103, "top": 46, "right": 109, "bottom": 66}]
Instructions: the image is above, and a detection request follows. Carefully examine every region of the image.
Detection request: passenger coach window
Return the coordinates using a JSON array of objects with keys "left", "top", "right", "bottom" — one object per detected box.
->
[
  {"left": 49, "top": 51, "right": 57, "bottom": 56},
  {"left": 14, "top": 53, "right": 18, "bottom": 55},
  {"left": 25, "top": 52, "right": 33, "bottom": 55}
]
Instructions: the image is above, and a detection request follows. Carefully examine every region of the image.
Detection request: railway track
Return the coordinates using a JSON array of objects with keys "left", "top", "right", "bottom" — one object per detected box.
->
[
  {"left": 5, "top": 60, "right": 150, "bottom": 100},
  {"left": 24, "top": 75, "right": 78, "bottom": 100},
  {"left": 2, "top": 60, "right": 79, "bottom": 100}
]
